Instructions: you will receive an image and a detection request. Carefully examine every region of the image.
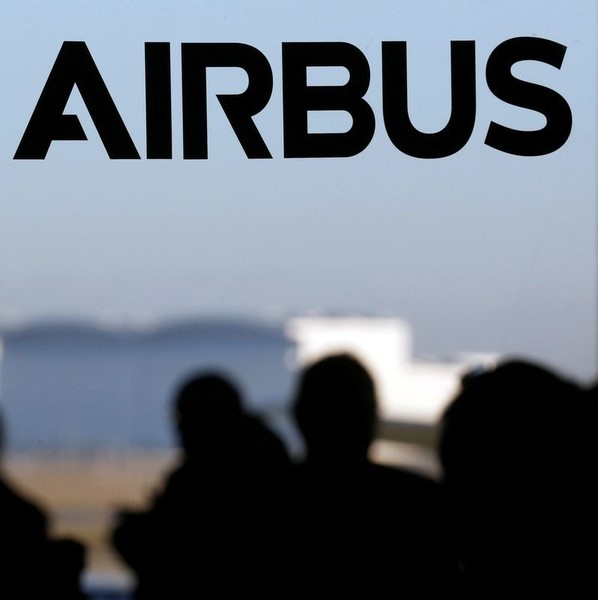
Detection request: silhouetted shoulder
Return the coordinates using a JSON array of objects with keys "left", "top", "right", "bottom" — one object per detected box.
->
[
  {"left": 0, "top": 478, "right": 48, "bottom": 539},
  {"left": 1, "top": 477, "right": 85, "bottom": 599}
]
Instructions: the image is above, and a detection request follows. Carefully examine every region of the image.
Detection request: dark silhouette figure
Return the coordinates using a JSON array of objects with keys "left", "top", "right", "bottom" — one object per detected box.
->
[
  {"left": 288, "top": 354, "right": 458, "bottom": 597},
  {"left": 0, "top": 409, "right": 85, "bottom": 598},
  {"left": 112, "top": 372, "right": 291, "bottom": 599},
  {"left": 439, "top": 360, "right": 598, "bottom": 596}
]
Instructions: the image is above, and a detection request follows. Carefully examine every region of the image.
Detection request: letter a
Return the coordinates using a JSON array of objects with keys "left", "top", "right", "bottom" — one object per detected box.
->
[{"left": 14, "top": 41, "right": 139, "bottom": 159}]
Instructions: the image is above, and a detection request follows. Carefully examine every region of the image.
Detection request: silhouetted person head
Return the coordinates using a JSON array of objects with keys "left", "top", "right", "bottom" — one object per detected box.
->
[
  {"left": 173, "top": 372, "right": 245, "bottom": 458},
  {"left": 440, "top": 359, "right": 591, "bottom": 505},
  {"left": 293, "top": 354, "right": 377, "bottom": 466},
  {"left": 438, "top": 358, "right": 597, "bottom": 590}
]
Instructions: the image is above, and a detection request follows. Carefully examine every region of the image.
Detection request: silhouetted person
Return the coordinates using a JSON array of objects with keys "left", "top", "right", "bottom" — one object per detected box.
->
[
  {"left": 439, "top": 360, "right": 598, "bottom": 596},
  {"left": 289, "top": 354, "right": 458, "bottom": 597},
  {"left": 112, "top": 372, "right": 291, "bottom": 599},
  {"left": 0, "top": 408, "right": 85, "bottom": 598}
]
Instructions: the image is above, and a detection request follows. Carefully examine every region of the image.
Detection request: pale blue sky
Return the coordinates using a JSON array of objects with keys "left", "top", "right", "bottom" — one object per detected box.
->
[{"left": 0, "top": 0, "right": 596, "bottom": 378}]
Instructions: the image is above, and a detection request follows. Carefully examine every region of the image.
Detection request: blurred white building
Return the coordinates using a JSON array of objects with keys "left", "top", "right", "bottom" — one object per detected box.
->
[{"left": 287, "top": 316, "right": 499, "bottom": 424}]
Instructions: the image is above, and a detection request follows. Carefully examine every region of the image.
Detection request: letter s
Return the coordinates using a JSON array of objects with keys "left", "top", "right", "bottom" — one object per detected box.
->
[{"left": 485, "top": 37, "right": 572, "bottom": 156}]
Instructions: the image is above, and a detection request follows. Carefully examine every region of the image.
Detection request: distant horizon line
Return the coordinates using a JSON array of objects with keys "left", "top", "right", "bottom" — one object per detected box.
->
[{"left": 0, "top": 309, "right": 404, "bottom": 332}]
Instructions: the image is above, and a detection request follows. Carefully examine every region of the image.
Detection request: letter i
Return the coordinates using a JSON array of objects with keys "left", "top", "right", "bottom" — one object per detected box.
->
[{"left": 145, "top": 42, "right": 173, "bottom": 159}]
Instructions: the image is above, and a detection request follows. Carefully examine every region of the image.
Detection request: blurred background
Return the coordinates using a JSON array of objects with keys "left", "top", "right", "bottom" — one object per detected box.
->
[{"left": 0, "top": 0, "right": 596, "bottom": 594}]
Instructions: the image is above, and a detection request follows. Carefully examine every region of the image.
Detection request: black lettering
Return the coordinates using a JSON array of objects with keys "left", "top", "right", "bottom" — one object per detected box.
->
[
  {"left": 282, "top": 42, "right": 375, "bottom": 158},
  {"left": 145, "top": 43, "right": 172, "bottom": 159},
  {"left": 382, "top": 41, "right": 476, "bottom": 159},
  {"left": 485, "top": 37, "right": 572, "bottom": 156},
  {"left": 14, "top": 41, "right": 139, "bottom": 159},
  {"left": 182, "top": 43, "right": 273, "bottom": 159}
]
